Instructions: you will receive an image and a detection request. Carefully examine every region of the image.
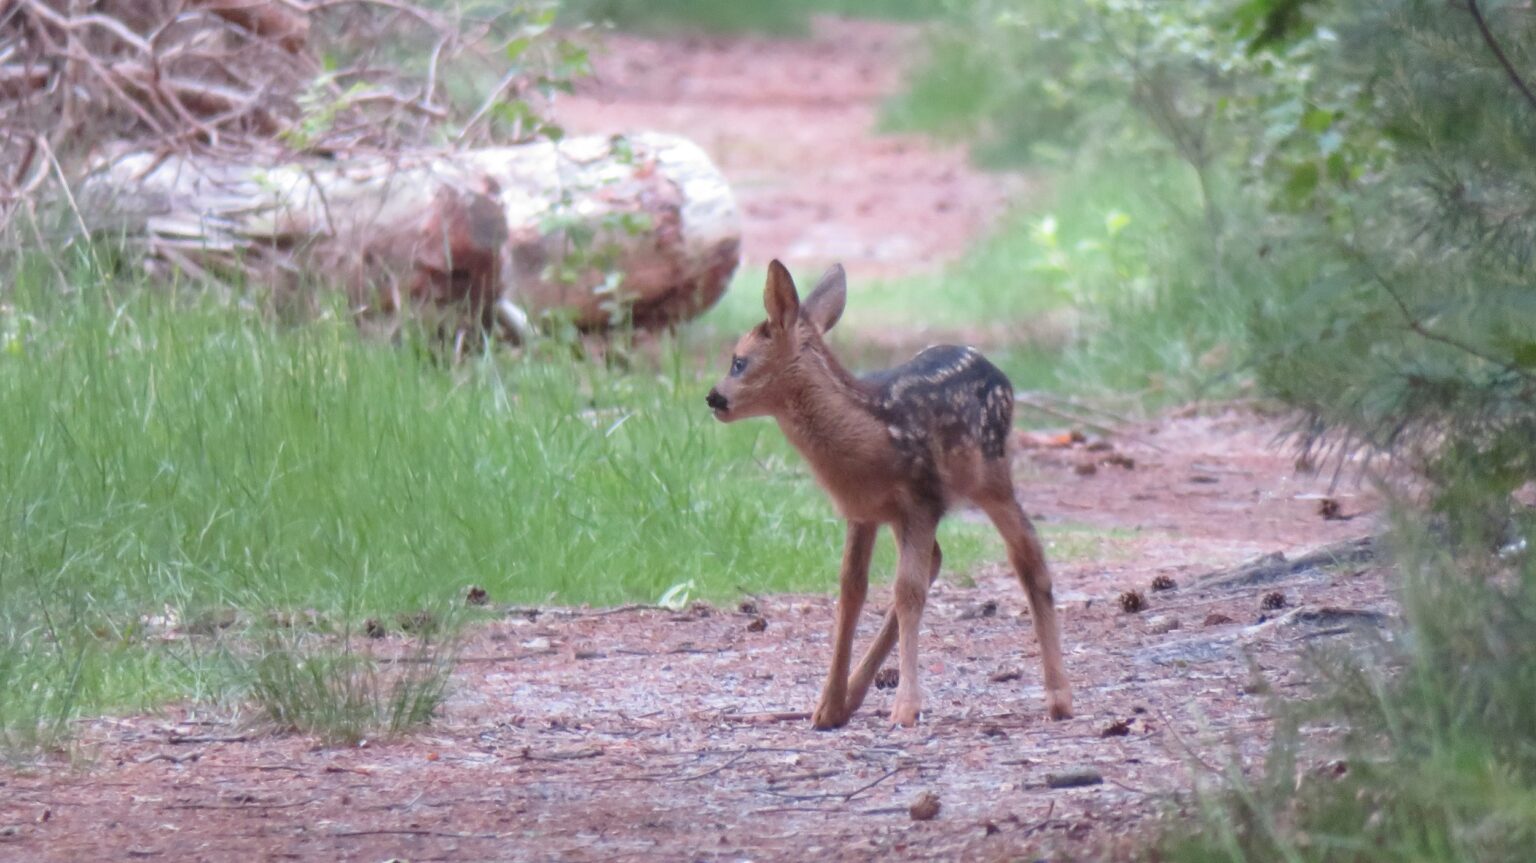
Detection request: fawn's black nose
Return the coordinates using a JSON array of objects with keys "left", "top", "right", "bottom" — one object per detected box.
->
[{"left": 705, "top": 389, "right": 728, "bottom": 412}]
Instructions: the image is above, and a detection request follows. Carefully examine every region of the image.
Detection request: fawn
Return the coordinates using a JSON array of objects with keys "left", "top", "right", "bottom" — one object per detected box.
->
[{"left": 706, "top": 260, "right": 1073, "bottom": 728}]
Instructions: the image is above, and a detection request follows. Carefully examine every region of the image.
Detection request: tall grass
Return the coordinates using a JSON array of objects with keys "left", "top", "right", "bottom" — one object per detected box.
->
[
  {"left": 249, "top": 626, "right": 458, "bottom": 745},
  {"left": 0, "top": 249, "right": 1023, "bottom": 743}
]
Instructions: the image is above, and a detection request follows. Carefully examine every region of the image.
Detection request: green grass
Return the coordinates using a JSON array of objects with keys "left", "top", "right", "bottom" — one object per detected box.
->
[
  {"left": 0, "top": 247, "right": 1061, "bottom": 746},
  {"left": 248, "top": 627, "right": 457, "bottom": 745}
]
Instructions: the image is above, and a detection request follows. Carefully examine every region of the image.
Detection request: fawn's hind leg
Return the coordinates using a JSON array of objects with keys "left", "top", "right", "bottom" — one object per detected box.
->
[
  {"left": 845, "top": 540, "right": 941, "bottom": 716},
  {"left": 889, "top": 516, "right": 939, "bottom": 726},
  {"left": 812, "top": 521, "right": 878, "bottom": 730},
  {"left": 977, "top": 477, "right": 1073, "bottom": 720}
]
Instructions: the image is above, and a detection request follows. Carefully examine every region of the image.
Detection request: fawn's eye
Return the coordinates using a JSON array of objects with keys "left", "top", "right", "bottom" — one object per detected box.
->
[{"left": 730, "top": 356, "right": 747, "bottom": 376}]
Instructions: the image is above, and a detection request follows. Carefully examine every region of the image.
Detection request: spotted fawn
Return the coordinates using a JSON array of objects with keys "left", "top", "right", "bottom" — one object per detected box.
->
[{"left": 705, "top": 260, "right": 1072, "bottom": 728}]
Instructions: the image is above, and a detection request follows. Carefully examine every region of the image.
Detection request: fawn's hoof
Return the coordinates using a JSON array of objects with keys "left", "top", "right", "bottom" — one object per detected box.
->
[
  {"left": 1047, "top": 688, "right": 1074, "bottom": 721},
  {"left": 890, "top": 696, "right": 922, "bottom": 727},
  {"left": 811, "top": 699, "right": 851, "bottom": 730}
]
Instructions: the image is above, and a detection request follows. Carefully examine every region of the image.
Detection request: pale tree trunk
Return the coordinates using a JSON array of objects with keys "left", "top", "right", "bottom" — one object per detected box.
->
[{"left": 78, "top": 132, "right": 742, "bottom": 338}]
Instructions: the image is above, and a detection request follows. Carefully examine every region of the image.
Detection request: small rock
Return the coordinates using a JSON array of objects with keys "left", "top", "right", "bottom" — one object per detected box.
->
[
  {"left": 988, "top": 668, "right": 1022, "bottom": 684},
  {"left": 1317, "top": 759, "right": 1349, "bottom": 779},
  {"left": 746, "top": 616, "right": 768, "bottom": 633},
  {"left": 1118, "top": 590, "right": 1147, "bottom": 614},
  {"left": 874, "top": 667, "right": 900, "bottom": 689},
  {"left": 1147, "top": 615, "right": 1181, "bottom": 635},
  {"left": 1103, "top": 453, "right": 1136, "bottom": 470},
  {"left": 1150, "top": 574, "right": 1177, "bottom": 592},
  {"left": 1100, "top": 719, "right": 1131, "bottom": 738},
  {"left": 397, "top": 610, "right": 438, "bottom": 634},
  {"left": 522, "top": 637, "right": 551, "bottom": 652},
  {"left": 1202, "top": 612, "right": 1236, "bottom": 627},
  {"left": 185, "top": 607, "right": 240, "bottom": 636},
  {"left": 1046, "top": 766, "right": 1104, "bottom": 789},
  {"left": 465, "top": 585, "right": 490, "bottom": 606},
  {"left": 909, "top": 791, "right": 941, "bottom": 821},
  {"left": 1261, "top": 591, "right": 1287, "bottom": 611},
  {"left": 958, "top": 599, "right": 998, "bottom": 620}
]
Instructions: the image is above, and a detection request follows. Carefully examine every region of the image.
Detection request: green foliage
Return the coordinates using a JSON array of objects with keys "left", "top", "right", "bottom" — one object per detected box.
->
[
  {"left": 1246, "top": 1, "right": 1536, "bottom": 523},
  {"left": 883, "top": 0, "right": 1285, "bottom": 401}
]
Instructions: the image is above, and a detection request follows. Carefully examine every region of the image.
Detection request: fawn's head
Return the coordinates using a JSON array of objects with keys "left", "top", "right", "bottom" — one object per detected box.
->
[{"left": 706, "top": 259, "right": 846, "bottom": 423}]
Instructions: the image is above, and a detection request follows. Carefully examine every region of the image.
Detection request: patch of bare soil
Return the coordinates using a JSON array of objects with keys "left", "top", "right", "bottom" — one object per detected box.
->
[
  {"left": 0, "top": 410, "right": 1389, "bottom": 862},
  {"left": 555, "top": 17, "right": 1028, "bottom": 276}
]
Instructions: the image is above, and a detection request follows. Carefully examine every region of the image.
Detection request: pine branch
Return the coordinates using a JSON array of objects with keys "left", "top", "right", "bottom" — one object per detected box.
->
[
  {"left": 1355, "top": 253, "right": 1535, "bottom": 384},
  {"left": 1465, "top": 0, "right": 1536, "bottom": 116}
]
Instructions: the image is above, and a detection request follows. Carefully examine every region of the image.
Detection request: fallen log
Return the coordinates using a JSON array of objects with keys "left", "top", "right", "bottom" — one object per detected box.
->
[
  {"left": 1198, "top": 536, "right": 1378, "bottom": 589},
  {"left": 77, "top": 131, "right": 741, "bottom": 336}
]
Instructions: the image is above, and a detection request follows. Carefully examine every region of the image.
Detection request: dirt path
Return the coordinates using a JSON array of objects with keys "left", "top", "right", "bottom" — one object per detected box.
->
[
  {"left": 0, "top": 21, "right": 1392, "bottom": 863},
  {"left": 556, "top": 17, "right": 1027, "bottom": 276},
  {"left": 1, "top": 411, "right": 1388, "bottom": 862}
]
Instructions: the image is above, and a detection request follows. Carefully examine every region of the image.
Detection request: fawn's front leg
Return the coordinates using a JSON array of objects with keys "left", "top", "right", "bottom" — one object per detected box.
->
[
  {"left": 812, "top": 521, "right": 878, "bottom": 730},
  {"left": 846, "top": 540, "right": 941, "bottom": 716},
  {"left": 890, "top": 516, "right": 939, "bottom": 727}
]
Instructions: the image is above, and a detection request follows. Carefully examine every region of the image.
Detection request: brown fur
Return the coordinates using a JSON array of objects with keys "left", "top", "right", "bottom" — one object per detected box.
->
[{"left": 707, "top": 260, "right": 1073, "bottom": 728}]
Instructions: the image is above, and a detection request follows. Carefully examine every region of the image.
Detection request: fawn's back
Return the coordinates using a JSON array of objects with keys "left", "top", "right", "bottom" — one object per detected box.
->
[{"left": 705, "top": 271, "right": 1018, "bottom": 525}]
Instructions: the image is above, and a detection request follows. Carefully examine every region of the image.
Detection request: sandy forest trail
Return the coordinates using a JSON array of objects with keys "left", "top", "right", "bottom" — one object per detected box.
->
[
  {"left": 556, "top": 18, "right": 1027, "bottom": 277},
  {"left": 0, "top": 19, "right": 1393, "bottom": 863}
]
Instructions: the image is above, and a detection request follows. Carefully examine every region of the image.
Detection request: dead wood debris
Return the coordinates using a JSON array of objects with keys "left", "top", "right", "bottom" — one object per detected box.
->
[
  {"left": 1, "top": 0, "right": 566, "bottom": 230},
  {"left": 1045, "top": 766, "right": 1104, "bottom": 789}
]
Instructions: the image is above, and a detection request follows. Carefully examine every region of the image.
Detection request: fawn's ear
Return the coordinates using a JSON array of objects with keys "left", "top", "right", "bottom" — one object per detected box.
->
[
  {"left": 802, "top": 264, "right": 847, "bottom": 334},
  {"left": 763, "top": 259, "right": 800, "bottom": 336}
]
